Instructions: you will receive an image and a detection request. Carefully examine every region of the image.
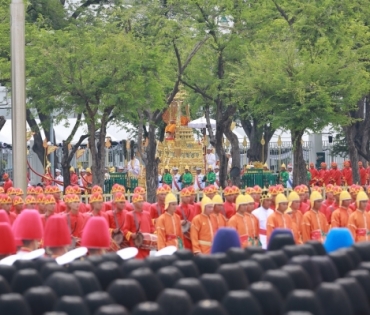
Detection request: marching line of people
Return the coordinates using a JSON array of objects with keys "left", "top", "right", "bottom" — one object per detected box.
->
[{"left": 1, "top": 179, "right": 370, "bottom": 261}]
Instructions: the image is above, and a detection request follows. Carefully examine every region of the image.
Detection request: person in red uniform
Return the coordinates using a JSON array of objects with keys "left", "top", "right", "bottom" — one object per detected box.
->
[
  {"left": 0, "top": 194, "right": 16, "bottom": 225},
  {"left": 232, "top": 186, "right": 241, "bottom": 203},
  {"left": 318, "top": 162, "right": 329, "bottom": 186},
  {"left": 106, "top": 192, "right": 127, "bottom": 245},
  {"left": 320, "top": 184, "right": 337, "bottom": 224},
  {"left": 24, "top": 195, "right": 37, "bottom": 210},
  {"left": 15, "top": 188, "right": 23, "bottom": 197},
  {"left": 69, "top": 167, "right": 79, "bottom": 186},
  {"left": 35, "top": 186, "right": 43, "bottom": 195},
  {"left": 342, "top": 161, "right": 353, "bottom": 186},
  {"left": 44, "top": 215, "right": 71, "bottom": 257},
  {"left": 105, "top": 184, "right": 125, "bottom": 211},
  {"left": 26, "top": 186, "right": 36, "bottom": 196},
  {"left": 2, "top": 174, "right": 13, "bottom": 193},
  {"left": 329, "top": 162, "right": 342, "bottom": 185},
  {"left": 81, "top": 217, "right": 111, "bottom": 256},
  {"left": 40, "top": 195, "right": 56, "bottom": 226},
  {"left": 150, "top": 186, "right": 167, "bottom": 223},
  {"left": 123, "top": 193, "right": 155, "bottom": 259},
  {"left": 294, "top": 185, "right": 310, "bottom": 214},
  {"left": 134, "top": 186, "right": 152, "bottom": 213},
  {"left": 224, "top": 186, "right": 236, "bottom": 219},
  {"left": 188, "top": 186, "right": 197, "bottom": 205},
  {"left": 176, "top": 187, "right": 196, "bottom": 250},
  {"left": 359, "top": 161, "right": 367, "bottom": 186},
  {"left": 84, "top": 185, "right": 105, "bottom": 212},
  {"left": 85, "top": 193, "right": 109, "bottom": 224},
  {"left": 253, "top": 185, "right": 262, "bottom": 207},
  {"left": 44, "top": 185, "right": 66, "bottom": 214},
  {"left": 246, "top": 187, "right": 259, "bottom": 210},
  {"left": 7, "top": 187, "right": 16, "bottom": 201},
  {"left": 63, "top": 194, "right": 86, "bottom": 245},
  {"left": 13, "top": 196, "right": 24, "bottom": 215},
  {"left": 13, "top": 209, "right": 44, "bottom": 253},
  {"left": 36, "top": 194, "right": 46, "bottom": 214},
  {"left": 268, "top": 186, "right": 279, "bottom": 211},
  {"left": 309, "top": 163, "right": 319, "bottom": 186},
  {"left": 331, "top": 190, "right": 352, "bottom": 228}
]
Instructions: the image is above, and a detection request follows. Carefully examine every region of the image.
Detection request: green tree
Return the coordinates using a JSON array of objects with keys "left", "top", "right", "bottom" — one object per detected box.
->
[{"left": 27, "top": 18, "right": 140, "bottom": 186}]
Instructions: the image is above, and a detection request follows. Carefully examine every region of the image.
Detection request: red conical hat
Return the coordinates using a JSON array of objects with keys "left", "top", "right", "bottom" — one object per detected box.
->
[
  {"left": 65, "top": 186, "right": 74, "bottom": 194},
  {"left": 112, "top": 184, "right": 125, "bottom": 194},
  {"left": 12, "top": 196, "right": 23, "bottom": 206},
  {"left": 15, "top": 188, "right": 23, "bottom": 196},
  {"left": 44, "top": 216, "right": 71, "bottom": 247},
  {"left": 0, "top": 210, "right": 10, "bottom": 224},
  {"left": 0, "top": 194, "right": 12, "bottom": 204},
  {"left": 27, "top": 186, "right": 37, "bottom": 195},
  {"left": 0, "top": 223, "right": 16, "bottom": 255},
  {"left": 44, "top": 195, "right": 56, "bottom": 205},
  {"left": 51, "top": 186, "right": 60, "bottom": 193},
  {"left": 89, "top": 193, "right": 103, "bottom": 203},
  {"left": 36, "top": 194, "right": 45, "bottom": 204},
  {"left": 81, "top": 217, "right": 110, "bottom": 249},
  {"left": 25, "top": 195, "right": 37, "bottom": 205},
  {"left": 13, "top": 209, "right": 44, "bottom": 240},
  {"left": 44, "top": 185, "right": 53, "bottom": 194},
  {"left": 113, "top": 192, "right": 126, "bottom": 202},
  {"left": 35, "top": 186, "right": 44, "bottom": 194},
  {"left": 91, "top": 185, "right": 103, "bottom": 194},
  {"left": 7, "top": 187, "right": 16, "bottom": 196}
]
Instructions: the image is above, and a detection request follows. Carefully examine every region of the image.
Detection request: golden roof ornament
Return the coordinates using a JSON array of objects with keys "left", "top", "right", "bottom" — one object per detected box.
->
[
  {"left": 242, "top": 136, "right": 248, "bottom": 147},
  {"left": 260, "top": 135, "right": 265, "bottom": 146},
  {"left": 277, "top": 135, "right": 282, "bottom": 147}
]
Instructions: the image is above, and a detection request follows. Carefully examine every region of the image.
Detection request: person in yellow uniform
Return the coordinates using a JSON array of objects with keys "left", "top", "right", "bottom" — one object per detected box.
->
[
  {"left": 348, "top": 191, "right": 370, "bottom": 242},
  {"left": 287, "top": 191, "right": 303, "bottom": 243},
  {"left": 156, "top": 193, "right": 184, "bottom": 250},
  {"left": 227, "top": 194, "right": 260, "bottom": 248},
  {"left": 267, "top": 193, "right": 296, "bottom": 243},
  {"left": 190, "top": 196, "right": 217, "bottom": 255},
  {"left": 211, "top": 194, "right": 228, "bottom": 231}
]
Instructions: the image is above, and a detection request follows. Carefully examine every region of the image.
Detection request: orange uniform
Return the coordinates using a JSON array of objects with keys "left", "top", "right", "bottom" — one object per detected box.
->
[
  {"left": 348, "top": 210, "right": 370, "bottom": 242},
  {"left": 266, "top": 211, "right": 296, "bottom": 243},
  {"left": 291, "top": 210, "right": 303, "bottom": 233},
  {"left": 227, "top": 213, "right": 260, "bottom": 248},
  {"left": 331, "top": 207, "right": 352, "bottom": 228},
  {"left": 156, "top": 212, "right": 184, "bottom": 250},
  {"left": 210, "top": 213, "right": 227, "bottom": 231},
  {"left": 301, "top": 210, "right": 329, "bottom": 243},
  {"left": 190, "top": 214, "right": 217, "bottom": 254}
]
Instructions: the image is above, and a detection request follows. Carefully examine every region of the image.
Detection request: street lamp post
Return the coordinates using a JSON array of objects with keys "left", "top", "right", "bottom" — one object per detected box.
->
[{"left": 11, "top": 0, "right": 27, "bottom": 191}]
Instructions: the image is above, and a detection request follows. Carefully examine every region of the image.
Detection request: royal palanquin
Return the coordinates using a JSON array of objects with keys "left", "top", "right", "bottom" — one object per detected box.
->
[{"left": 157, "top": 92, "right": 204, "bottom": 177}]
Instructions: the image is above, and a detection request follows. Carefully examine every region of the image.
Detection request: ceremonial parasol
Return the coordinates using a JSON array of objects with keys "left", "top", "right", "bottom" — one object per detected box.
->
[{"left": 188, "top": 116, "right": 216, "bottom": 129}]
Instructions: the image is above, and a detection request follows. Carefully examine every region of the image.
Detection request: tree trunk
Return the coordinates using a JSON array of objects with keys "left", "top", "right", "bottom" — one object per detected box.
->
[
  {"left": 344, "top": 124, "right": 360, "bottom": 184},
  {"left": 241, "top": 118, "right": 275, "bottom": 163},
  {"left": 0, "top": 116, "right": 5, "bottom": 131},
  {"left": 145, "top": 122, "right": 159, "bottom": 203},
  {"left": 214, "top": 126, "right": 228, "bottom": 188},
  {"left": 224, "top": 122, "right": 240, "bottom": 186},
  {"left": 61, "top": 141, "right": 71, "bottom": 189},
  {"left": 291, "top": 129, "right": 306, "bottom": 186},
  {"left": 26, "top": 108, "right": 45, "bottom": 165}
]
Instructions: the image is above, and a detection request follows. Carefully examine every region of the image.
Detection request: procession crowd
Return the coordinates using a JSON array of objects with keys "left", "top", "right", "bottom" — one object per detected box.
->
[{"left": 1, "top": 165, "right": 370, "bottom": 260}]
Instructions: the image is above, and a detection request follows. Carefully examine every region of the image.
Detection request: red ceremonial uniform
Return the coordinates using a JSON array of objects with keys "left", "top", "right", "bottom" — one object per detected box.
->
[
  {"left": 3, "top": 179, "right": 13, "bottom": 193},
  {"left": 176, "top": 203, "right": 196, "bottom": 250},
  {"left": 55, "top": 200, "right": 67, "bottom": 214},
  {"left": 123, "top": 211, "right": 154, "bottom": 259},
  {"left": 193, "top": 202, "right": 201, "bottom": 215},
  {"left": 359, "top": 166, "right": 367, "bottom": 186},
  {"left": 70, "top": 173, "right": 79, "bottom": 186},
  {"left": 318, "top": 169, "right": 329, "bottom": 186},
  {"left": 84, "top": 211, "right": 109, "bottom": 225},
  {"left": 224, "top": 201, "right": 236, "bottom": 219},
  {"left": 320, "top": 200, "right": 338, "bottom": 224},
  {"left": 107, "top": 209, "right": 127, "bottom": 232},
  {"left": 342, "top": 168, "right": 353, "bottom": 186},
  {"left": 329, "top": 168, "right": 342, "bottom": 185},
  {"left": 65, "top": 212, "right": 86, "bottom": 239},
  {"left": 150, "top": 202, "right": 165, "bottom": 220},
  {"left": 299, "top": 202, "right": 310, "bottom": 214},
  {"left": 309, "top": 166, "right": 319, "bottom": 186},
  {"left": 6, "top": 211, "right": 17, "bottom": 225}
]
